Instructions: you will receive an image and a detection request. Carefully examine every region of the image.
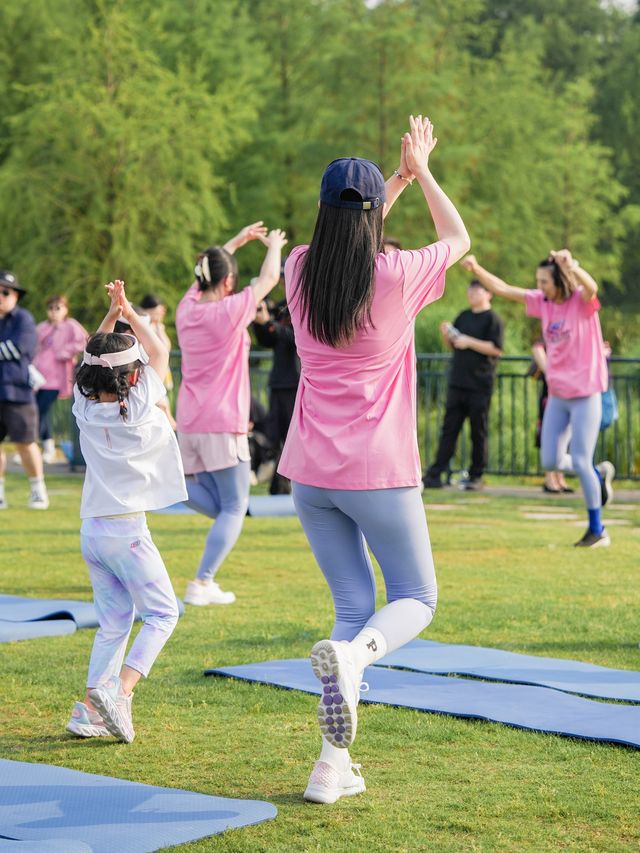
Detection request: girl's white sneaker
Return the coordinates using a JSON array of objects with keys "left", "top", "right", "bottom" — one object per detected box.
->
[
  {"left": 184, "top": 580, "right": 236, "bottom": 605},
  {"left": 303, "top": 760, "right": 365, "bottom": 804}
]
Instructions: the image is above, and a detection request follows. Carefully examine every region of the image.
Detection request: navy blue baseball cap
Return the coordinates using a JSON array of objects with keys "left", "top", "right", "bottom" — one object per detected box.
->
[{"left": 320, "top": 157, "right": 386, "bottom": 211}]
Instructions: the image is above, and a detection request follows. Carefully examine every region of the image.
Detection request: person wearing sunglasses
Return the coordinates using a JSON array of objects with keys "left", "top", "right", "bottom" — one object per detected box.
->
[{"left": 0, "top": 271, "right": 49, "bottom": 509}]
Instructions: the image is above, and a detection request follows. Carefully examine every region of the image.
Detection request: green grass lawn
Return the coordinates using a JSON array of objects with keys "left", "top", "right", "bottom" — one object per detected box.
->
[{"left": 2, "top": 473, "right": 639, "bottom": 852}]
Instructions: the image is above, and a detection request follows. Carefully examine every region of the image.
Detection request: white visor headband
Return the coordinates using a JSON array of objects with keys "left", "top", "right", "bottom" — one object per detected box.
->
[{"left": 82, "top": 335, "right": 149, "bottom": 369}]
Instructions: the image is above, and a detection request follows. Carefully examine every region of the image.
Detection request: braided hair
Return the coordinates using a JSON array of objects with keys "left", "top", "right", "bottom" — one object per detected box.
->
[{"left": 75, "top": 332, "right": 142, "bottom": 420}]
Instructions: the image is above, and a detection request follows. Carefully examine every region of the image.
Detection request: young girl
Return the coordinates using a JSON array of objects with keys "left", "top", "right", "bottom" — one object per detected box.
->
[
  {"left": 278, "top": 116, "right": 470, "bottom": 803},
  {"left": 461, "top": 251, "right": 614, "bottom": 547},
  {"left": 67, "top": 280, "right": 187, "bottom": 742},
  {"left": 176, "top": 224, "right": 287, "bottom": 606}
]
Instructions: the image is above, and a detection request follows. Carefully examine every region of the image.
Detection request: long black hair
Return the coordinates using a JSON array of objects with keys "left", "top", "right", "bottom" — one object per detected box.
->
[
  {"left": 293, "top": 199, "right": 384, "bottom": 347},
  {"left": 538, "top": 258, "right": 575, "bottom": 302},
  {"left": 75, "top": 332, "right": 142, "bottom": 420},
  {"left": 195, "top": 246, "right": 238, "bottom": 293}
]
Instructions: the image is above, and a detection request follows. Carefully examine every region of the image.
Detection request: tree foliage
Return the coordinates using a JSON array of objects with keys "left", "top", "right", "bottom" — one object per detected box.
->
[{"left": 0, "top": 0, "right": 637, "bottom": 346}]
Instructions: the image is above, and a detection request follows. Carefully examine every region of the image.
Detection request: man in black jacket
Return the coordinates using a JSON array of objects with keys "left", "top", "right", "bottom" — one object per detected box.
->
[
  {"left": 253, "top": 299, "right": 300, "bottom": 494},
  {"left": 0, "top": 271, "right": 49, "bottom": 509},
  {"left": 424, "top": 279, "right": 504, "bottom": 491}
]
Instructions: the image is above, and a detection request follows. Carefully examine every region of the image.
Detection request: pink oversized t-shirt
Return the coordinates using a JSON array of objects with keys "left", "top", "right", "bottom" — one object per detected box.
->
[
  {"left": 33, "top": 318, "right": 88, "bottom": 398},
  {"left": 176, "top": 284, "right": 256, "bottom": 434},
  {"left": 524, "top": 287, "right": 608, "bottom": 399},
  {"left": 278, "top": 242, "right": 450, "bottom": 490}
]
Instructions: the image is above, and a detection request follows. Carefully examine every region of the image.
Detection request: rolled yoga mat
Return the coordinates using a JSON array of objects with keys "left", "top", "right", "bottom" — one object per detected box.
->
[
  {"left": 0, "top": 595, "right": 184, "bottom": 643},
  {"left": 206, "top": 658, "right": 640, "bottom": 750},
  {"left": 375, "top": 639, "right": 640, "bottom": 703},
  {"left": 0, "top": 759, "right": 277, "bottom": 853}
]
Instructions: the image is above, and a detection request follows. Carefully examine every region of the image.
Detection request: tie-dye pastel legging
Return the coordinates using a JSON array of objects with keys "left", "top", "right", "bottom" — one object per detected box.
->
[{"left": 81, "top": 515, "right": 179, "bottom": 688}]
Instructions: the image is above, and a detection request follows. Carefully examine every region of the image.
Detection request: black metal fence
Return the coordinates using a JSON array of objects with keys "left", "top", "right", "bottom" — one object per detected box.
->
[{"left": 51, "top": 352, "right": 640, "bottom": 479}]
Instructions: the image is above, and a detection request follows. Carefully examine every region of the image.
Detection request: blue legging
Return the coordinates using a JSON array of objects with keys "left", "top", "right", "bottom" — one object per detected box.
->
[
  {"left": 185, "top": 461, "right": 251, "bottom": 581},
  {"left": 541, "top": 394, "right": 602, "bottom": 509},
  {"left": 292, "top": 483, "right": 437, "bottom": 649}
]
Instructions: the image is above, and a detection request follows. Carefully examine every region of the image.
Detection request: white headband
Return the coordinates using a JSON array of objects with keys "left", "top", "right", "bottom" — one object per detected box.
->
[{"left": 82, "top": 335, "right": 148, "bottom": 369}]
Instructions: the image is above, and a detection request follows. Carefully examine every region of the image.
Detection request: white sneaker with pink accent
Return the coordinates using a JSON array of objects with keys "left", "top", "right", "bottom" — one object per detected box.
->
[{"left": 303, "top": 760, "right": 366, "bottom": 804}]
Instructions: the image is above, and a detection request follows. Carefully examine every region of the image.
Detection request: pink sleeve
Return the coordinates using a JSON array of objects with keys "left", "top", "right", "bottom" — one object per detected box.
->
[
  {"left": 223, "top": 287, "right": 257, "bottom": 329},
  {"left": 524, "top": 289, "right": 544, "bottom": 318},
  {"left": 578, "top": 287, "right": 601, "bottom": 316},
  {"left": 57, "top": 320, "right": 88, "bottom": 360},
  {"left": 400, "top": 241, "right": 450, "bottom": 319}
]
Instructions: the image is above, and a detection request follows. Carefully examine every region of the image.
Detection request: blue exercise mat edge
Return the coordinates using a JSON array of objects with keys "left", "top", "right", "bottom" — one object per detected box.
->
[
  {"left": 374, "top": 638, "right": 640, "bottom": 703},
  {"left": 0, "top": 759, "right": 277, "bottom": 853},
  {"left": 205, "top": 658, "right": 640, "bottom": 750}
]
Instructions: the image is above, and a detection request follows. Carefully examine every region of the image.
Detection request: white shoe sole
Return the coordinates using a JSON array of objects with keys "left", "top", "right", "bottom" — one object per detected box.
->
[
  {"left": 88, "top": 687, "right": 135, "bottom": 743},
  {"left": 183, "top": 594, "right": 235, "bottom": 606},
  {"left": 66, "top": 720, "right": 110, "bottom": 738},
  {"left": 589, "top": 534, "right": 611, "bottom": 549},
  {"left": 310, "top": 640, "right": 357, "bottom": 749},
  {"left": 597, "top": 461, "right": 615, "bottom": 506},
  {"left": 27, "top": 502, "right": 49, "bottom": 510},
  {"left": 304, "top": 777, "right": 366, "bottom": 804}
]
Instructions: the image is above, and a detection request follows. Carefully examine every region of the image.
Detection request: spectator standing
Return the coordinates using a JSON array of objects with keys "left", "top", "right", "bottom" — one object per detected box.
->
[
  {"left": 253, "top": 299, "right": 300, "bottom": 494},
  {"left": 0, "top": 271, "right": 49, "bottom": 509},
  {"left": 423, "top": 279, "right": 503, "bottom": 490},
  {"left": 33, "top": 295, "right": 88, "bottom": 463}
]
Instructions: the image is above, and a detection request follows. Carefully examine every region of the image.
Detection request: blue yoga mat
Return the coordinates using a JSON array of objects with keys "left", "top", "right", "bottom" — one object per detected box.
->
[
  {"left": 376, "top": 639, "right": 640, "bottom": 703},
  {"left": 0, "top": 838, "right": 92, "bottom": 852},
  {"left": 206, "top": 659, "right": 640, "bottom": 750},
  {"left": 154, "top": 495, "right": 297, "bottom": 518},
  {"left": 0, "top": 595, "right": 184, "bottom": 643},
  {"left": 0, "top": 760, "right": 277, "bottom": 853},
  {"left": 0, "top": 595, "right": 98, "bottom": 629}
]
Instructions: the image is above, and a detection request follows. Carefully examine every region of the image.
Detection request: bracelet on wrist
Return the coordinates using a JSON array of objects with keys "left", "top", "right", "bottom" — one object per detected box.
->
[{"left": 393, "top": 169, "right": 414, "bottom": 186}]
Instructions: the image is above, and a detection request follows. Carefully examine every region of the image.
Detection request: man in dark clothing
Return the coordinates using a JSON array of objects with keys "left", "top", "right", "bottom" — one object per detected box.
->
[
  {"left": 424, "top": 279, "right": 504, "bottom": 491},
  {"left": 0, "top": 271, "right": 49, "bottom": 509},
  {"left": 253, "top": 298, "right": 300, "bottom": 494}
]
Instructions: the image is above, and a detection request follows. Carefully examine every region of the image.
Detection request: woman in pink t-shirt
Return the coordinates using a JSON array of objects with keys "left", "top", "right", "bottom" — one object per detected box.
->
[
  {"left": 462, "top": 251, "right": 613, "bottom": 548},
  {"left": 176, "top": 223, "right": 287, "bottom": 607},
  {"left": 278, "top": 116, "right": 470, "bottom": 804},
  {"left": 33, "top": 294, "right": 88, "bottom": 463}
]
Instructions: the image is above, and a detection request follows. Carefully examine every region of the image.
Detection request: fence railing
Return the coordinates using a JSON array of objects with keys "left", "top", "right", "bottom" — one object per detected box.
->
[{"left": 51, "top": 352, "right": 640, "bottom": 479}]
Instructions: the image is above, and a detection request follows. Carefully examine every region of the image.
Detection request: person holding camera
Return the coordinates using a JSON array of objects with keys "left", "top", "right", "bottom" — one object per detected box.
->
[
  {"left": 423, "top": 279, "right": 503, "bottom": 490},
  {"left": 253, "top": 297, "right": 300, "bottom": 494},
  {"left": 0, "top": 271, "right": 49, "bottom": 510},
  {"left": 176, "top": 223, "right": 287, "bottom": 606}
]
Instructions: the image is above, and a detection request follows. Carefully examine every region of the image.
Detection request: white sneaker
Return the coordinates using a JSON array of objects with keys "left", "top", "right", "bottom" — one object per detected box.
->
[
  {"left": 66, "top": 701, "right": 110, "bottom": 738},
  {"left": 0, "top": 496, "right": 8, "bottom": 510},
  {"left": 596, "top": 461, "right": 615, "bottom": 506},
  {"left": 184, "top": 579, "right": 236, "bottom": 606},
  {"left": 42, "top": 445, "right": 57, "bottom": 464},
  {"left": 310, "top": 640, "right": 363, "bottom": 749},
  {"left": 88, "top": 676, "right": 135, "bottom": 743},
  {"left": 27, "top": 489, "right": 49, "bottom": 510},
  {"left": 304, "top": 760, "right": 366, "bottom": 804}
]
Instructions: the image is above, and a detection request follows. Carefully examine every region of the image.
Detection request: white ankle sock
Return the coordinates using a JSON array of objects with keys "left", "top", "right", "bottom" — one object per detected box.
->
[
  {"left": 29, "top": 476, "right": 46, "bottom": 495},
  {"left": 319, "top": 736, "right": 351, "bottom": 771},
  {"left": 347, "top": 627, "right": 388, "bottom": 673}
]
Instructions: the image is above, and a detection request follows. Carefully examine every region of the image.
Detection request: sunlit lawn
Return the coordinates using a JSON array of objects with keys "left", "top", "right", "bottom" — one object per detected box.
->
[{"left": 1, "top": 472, "right": 639, "bottom": 852}]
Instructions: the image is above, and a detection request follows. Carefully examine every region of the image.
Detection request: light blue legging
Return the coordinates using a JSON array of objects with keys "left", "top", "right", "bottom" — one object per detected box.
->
[
  {"left": 292, "top": 483, "right": 437, "bottom": 651},
  {"left": 185, "top": 461, "right": 251, "bottom": 581},
  {"left": 541, "top": 393, "right": 602, "bottom": 509}
]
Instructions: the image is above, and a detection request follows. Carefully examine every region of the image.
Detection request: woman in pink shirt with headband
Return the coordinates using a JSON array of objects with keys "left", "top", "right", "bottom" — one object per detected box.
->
[
  {"left": 278, "top": 115, "right": 470, "bottom": 804},
  {"left": 461, "top": 250, "right": 614, "bottom": 548},
  {"left": 33, "top": 295, "right": 88, "bottom": 463},
  {"left": 176, "top": 223, "right": 287, "bottom": 606}
]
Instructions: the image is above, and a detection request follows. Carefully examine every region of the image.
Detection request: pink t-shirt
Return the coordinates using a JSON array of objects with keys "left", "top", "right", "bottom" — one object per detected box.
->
[
  {"left": 176, "top": 284, "right": 257, "bottom": 434},
  {"left": 524, "top": 287, "right": 608, "bottom": 398},
  {"left": 33, "top": 318, "right": 88, "bottom": 398},
  {"left": 278, "top": 242, "right": 450, "bottom": 490}
]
